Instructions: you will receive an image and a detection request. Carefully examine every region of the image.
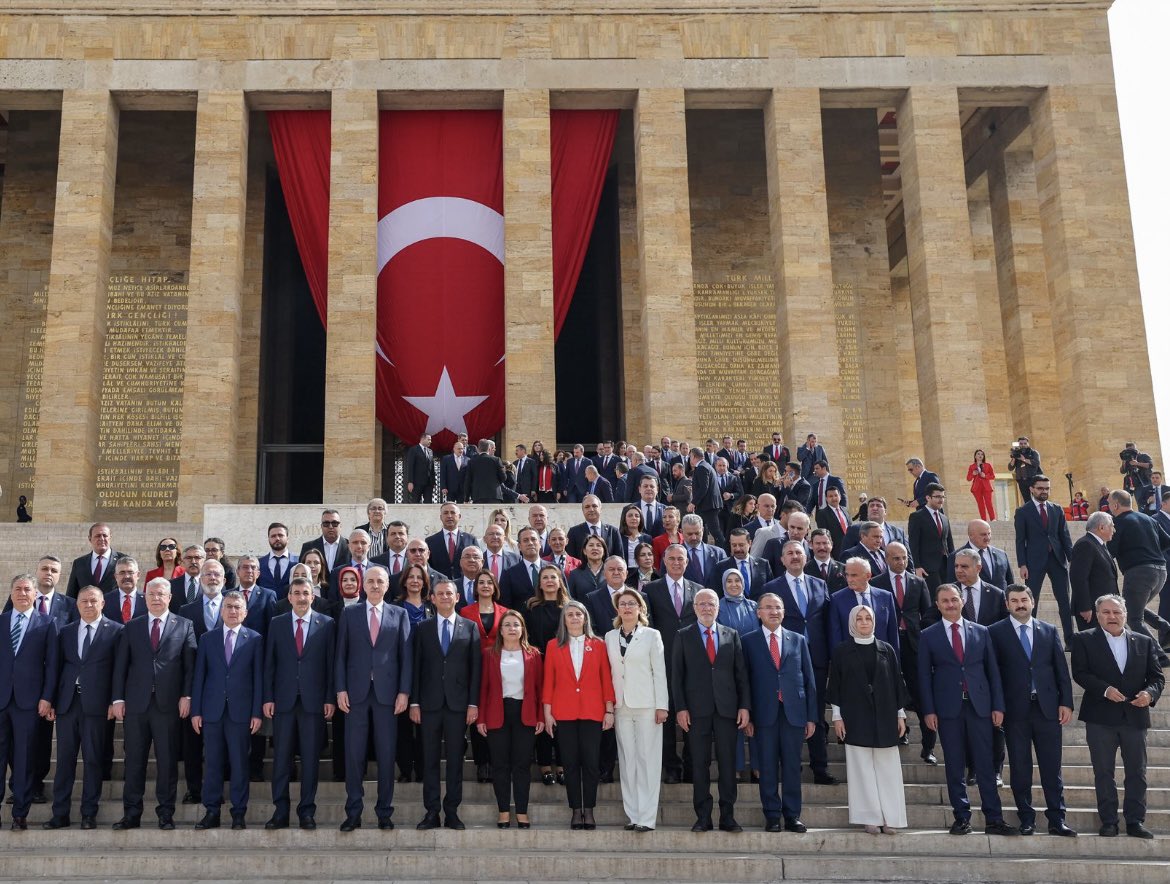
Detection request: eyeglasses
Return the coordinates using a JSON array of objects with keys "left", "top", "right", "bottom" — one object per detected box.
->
[
  {"left": 322, "top": 521, "right": 341, "bottom": 528},
  {"left": 158, "top": 544, "right": 177, "bottom": 551}
]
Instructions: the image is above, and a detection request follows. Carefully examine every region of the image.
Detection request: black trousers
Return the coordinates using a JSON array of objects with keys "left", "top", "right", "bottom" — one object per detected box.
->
[
  {"left": 689, "top": 714, "right": 738, "bottom": 822},
  {"left": 396, "top": 711, "right": 423, "bottom": 779},
  {"left": 271, "top": 700, "right": 326, "bottom": 820},
  {"left": 181, "top": 716, "right": 202, "bottom": 795},
  {"left": 805, "top": 666, "right": 829, "bottom": 775},
  {"left": 30, "top": 716, "right": 53, "bottom": 792},
  {"left": 486, "top": 699, "right": 536, "bottom": 812},
  {"left": 535, "top": 730, "right": 560, "bottom": 767},
  {"left": 1004, "top": 701, "right": 1066, "bottom": 828},
  {"left": 699, "top": 508, "right": 727, "bottom": 549},
  {"left": 557, "top": 719, "right": 602, "bottom": 810},
  {"left": 469, "top": 721, "right": 491, "bottom": 766},
  {"left": 899, "top": 636, "right": 935, "bottom": 754},
  {"left": 51, "top": 695, "right": 107, "bottom": 819},
  {"left": 662, "top": 685, "right": 691, "bottom": 777},
  {"left": 122, "top": 699, "right": 181, "bottom": 820},
  {"left": 1085, "top": 721, "right": 1148, "bottom": 826},
  {"left": 420, "top": 707, "right": 467, "bottom": 817}
]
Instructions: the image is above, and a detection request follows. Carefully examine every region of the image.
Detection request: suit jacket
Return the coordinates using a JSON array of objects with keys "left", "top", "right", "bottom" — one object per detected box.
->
[
  {"left": 499, "top": 558, "right": 545, "bottom": 610},
  {"left": 257, "top": 552, "right": 299, "bottom": 597},
  {"left": 462, "top": 454, "right": 506, "bottom": 503},
  {"left": 404, "top": 443, "right": 436, "bottom": 495},
  {"left": 5, "top": 591, "right": 78, "bottom": 628},
  {"left": 566, "top": 521, "right": 622, "bottom": 562},
  {"left": 426, "top": 530, "right": 479, "bottom": 580},
  {"left": 273, "top": 595, "right": 336, "bottom": 619},
  {"left": 1069, "top": 534, "right": 1120, "bottom": 616},
  {"left": 65, "top": 550, "right": 123, "bottom": 598},
  {"left": 264, "top": 611, "right": 336, "bottom": 713},
  {"left": 585, "top": 585, "right": 623, "bottom": 636},
  {"left": 1071, "top": 627, "right": 1164, "bottom": 729},
  {"left": 918, "top": 618, "right": 1003, "bottom": 719},
  {"left": 513, "top": 456, "right": 539, "bottom": 496},
  {"left": 1155, "top": 510, "right": 1170, "bottom": 567},
  {"left": 828, "top": 586, "right": 900, "bottom": 653},
  {"left": 642, "top": 577, "right": 701, "bottom": 670},
  {"left": 714, "top": 472, "right": 743, "bottom": 504},
  {"left": 440, "top": 453, "right": 470, "bottom": 502},
  {"left": 809, "top": 474, "right": 848, "bottom": 511},
  {"left": 55, "top": 616, "right": 122, "bottom": 716},
  {"left": 1014, "top": 500, "right": 1074, "bottom": 572},
  {"left": 682, "top": 541, "right": 728, "bottom": 589},
  {"left": 690, "top": 459, "right": 722, "bottom": 512},
  {"left": 335, "top": 602, "right": 412, "bottom": 706},
  {"left": 583, "top": 475, "right": 614, "bottom": 504},
  {"left": 626, "top": 466, "right": 664, "bottom": 505},
  {"left": 541, "top": 636, "right": 615, "bottom": 721},
  {"left": 842, "top": 521, "right": 909, "bottom": 552},
  {"left": 567, "top": 567, "right": 604, "bottom": 603},
  {"left": 743, "top": 516, "right": 781, "bottom": 541},
  {"left": 411, "top": 614, "right": 481, "bottom": 713},
  {"left": 242, "top": 585, "right": 277, "bottom": 636},
  {"left": 630, "top": 500, "right": 666, "bottom": 536},
  {"left": 762, "top": 444, "right": 790, "bottom": 466},
  {"left": 841, "top": 543, "right": 888, "bottom": 580},
  {"left": 592, "top": 454, "right": 621, "bottom": 485},
  {"left": 460, "top": 604, "right": 507, "bottom": 647},
  {"left": 669, "top": 622, "right": 749, "bottom": 718},
  {"left": 104, "top": 589, "right": 147, "bottom": 624},
  {"left": 542, "top": 553, "right": 581, "bottom": 578},
  {"left": 907, "top": 507, "right": 955, "bottom": 575},
  {"left": 711, "top": 556, "right": 773, "bottom": 599},
  {"left": 762, "top": 572, "right": 832, "bottom": 669},
  {"left": 805, "top": 558, "right": 847, "bottom": 592},
  {"left": 180, "top": 596, "right": 221, "bottom": 640},
  {"left": 667, "top": 476, "right": 693, "bottom": 511},
  {"left": 815, "top": 506, "right": 852, "bottom": 558},
  {"left": 0, "top": 609, "right": 60, "bottom": 709},
  {"left": 946, "top": 542, "right": 1014, "bottom": 589},
  {"left": 478, "top": 647, "right": 543, "bottom": 728},
  {"left": 298, "top": 536, "right": 350, "bottom": 574},
  {"left": 871, "top": 570, "right": 931, "bottom": 648},
  {"left": 958, "top": 580, "right": 1009, "bottom": 628},
  {"left": 606, "top": 625, "right": 669, "bottom": 711},
  {"left": 796, "top": 444, "right": 828, "bottom": 480},
  {"left": 561, "top": 457, "right": 592, "bottom": 503},
  {"left": 191, "top": 626, "right": 264, "bottom": 723},
  {"left": 989, "top": 617, "right": 1073, "bottom": 721},
  {"left": 742, "top": 627, "right": 818, "bottom": 728},
  {"left": 169, "top": 573, "right": 204, "bottom": 612},
  {"left": 911, "top": 470, "right": 942, "bottom": 508},
  {"left": 112, "top": 613, "right": 197, "bottom": 714}
]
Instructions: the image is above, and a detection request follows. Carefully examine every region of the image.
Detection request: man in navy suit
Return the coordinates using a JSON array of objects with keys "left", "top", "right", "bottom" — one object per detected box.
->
[
  {"left": 64, "top": 522, "right": 122, "bottom": 598},
  {"left": 499, "top": 527, "right": 545, "bottom": 609},
  {"left": 808, "top": 461, "right": 847, "bottom": 512},
  {"left": 404, "top": 433, "right": 435, "bottom": 503},
  {"left": 631, "top": 474, "right": 666, "bottom": 533},
  {"left": 760, "top": 541, "right": 836, "bottom": 785},
  {"left": 45, "top": 586, "right": 121, "bottom": 830},
  {"left": 988, "top": 585, "right": 1077, "bottom": 836},
  {"left": 841, "top": 521, "right": 889, "bottom": 580},
  {"left": 425, "top": 504, "right": 479, "bottom": 580},
  {"left": 257, "top": 522, "right": 298, "bottom": 598},
  {"left": 828, "top": 559, "right": 900, "bottom": 653},
  {"left": 948, "top": 520, "right": 1014, "bottom": 588},
  {"left": 1014, "top": 475, "right": 1075, "bottom": 643},
  {"left": 566, "top": 495, "right": 622, "bottom": 561},
  {"left": 0, "top": 574, "right": 60, "bottom": 829},
  {"left": 335, "top": 565, "right": 412, "bottom": 831},
  {"left": 742, "top": 593, "right": 818, "bottom": 832},
  {"left": 904, "top": 457, "right": 941, "bottom": 510},
  {"left": 681, "top": 514, "right": 728, "bottom": 589},
  {"left": 440, "top": 440, "right": 470, "bottom": 503},
  {"left": 1070, "top": 511, "right": 1119, "bottom": 631},
  {"left": 190, "top": 591, "right": 263, "bottom": 830},
  {"left": 111, "top": 577, "right": 197, "bottom": 830},
  {"left": 711, "top": 529, "right": 772, "bottom": 598},
  {"left": 918, "top": 584, "right": 1017, "bottom": 835},
  {"left": 235, "top": 555, "right": 277, "bottom": 636},
  {"left": 796, "top": 434, "right": 827, "bottom": 481},
  {"left": 105, "top": 556, "right": 147, "bottom": 624},
  {"left": 689, "top": 448, "right": 727, "bottom": 549},
  {"left": 263, "top": 576, "right": 336, "bottom": 830},
  {"left": 512, "top": 443, "right": 539, "bottom": 499},
  {"left": 561, "top": 444, "right": 591, "bottom": 503}
]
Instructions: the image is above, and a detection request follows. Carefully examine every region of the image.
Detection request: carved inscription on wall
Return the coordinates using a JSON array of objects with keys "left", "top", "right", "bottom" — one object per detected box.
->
[
  {"left": 693, "top": 273, "right": 783, "bottom": 446},
  {"left": 16, "top": 286, "right": 48, "bottom": 492},
  {"left": 833, "top": 282, "right": 868, "bottom": 494},
  {"left": 95, "top": 275, "right": 187, "bottom": 515}
]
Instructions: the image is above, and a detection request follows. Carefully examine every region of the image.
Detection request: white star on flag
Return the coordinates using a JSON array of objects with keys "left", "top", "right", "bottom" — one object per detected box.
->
[{"left": 402, "top": 367, "right": 488, "bottom": 437}]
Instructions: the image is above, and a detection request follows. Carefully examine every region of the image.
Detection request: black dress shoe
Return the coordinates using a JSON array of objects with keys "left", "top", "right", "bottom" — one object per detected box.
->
[
  {"left": 570, "top": 808, "right": 584, "bottom": 830},
  {"left": 231, "top": 816, "right": 246, "bottom": 831},
  {"left": 662, "top": 771, "right": 680, "bottom": 785},
  {"left": 692, "top": 818, "right": 713, "bottom": 832},
  {"left": 542, "top": 771, "right": 555, "bottom": 786},
  {"left": 416, "top": 813, "right": 441, "bottom": 831},
  {"left": 378, "top": 817, "right": 395, "bottom": 830},
  {"left": 624, "top": 822, "right": 636, "bottom": 831},
  {"left": 10, "top": 816, "right": 27, "bottom": 831},
  {"left": 445, "top": 813, "right": 466, "bottom": 830},
  {"left": 1126, "top": 822, "right": 1154, "bottom": 840},
  {"left": 80, "top": 816, "right": 96, "bottom": 830},
  {"left": 112, "top": 816, "right": 141, "bottom": 830},
  {"left": 265, "top": 815, "right": 290, "bottom": 830},
  {"left": 42, "top": 815, "right": 71, "bottom": 829},
  {"left": 581, "top": 808, "right": 596, "bottom": 830},
  {"left": 921, "top": 753, "right": 938, "bottom": 766},
  {"left": 182, "top": 790, "right": 201, "bottom": 804},
  {"left": 949, "top": 819, "right": 973, "bottom": 835},
  {"left": 813, "top": 773, "right": 840, "bottom": 786},
  {"left": 1048, "top": 822, "right": 1078, "bottom": 837},
  {"left": 984, "top": 819, "right": 1019, "bottom": 836},
  {"left": 633, "top": 824, "right": 652, "bottom": 832},
  {"left": 750, "top": 771, "right": 760, "bottom": 783},
  {"left": 719, "top": 818, "right": 743, "bottom": 833},
  {"left": 764, "top": 818, "right": 782, "bottom": 833},
  {"left": 1018, "top": 824, "right": 1035, "bottom": 836},
  {"left": 784, "top": 818, "right": 807, "bottom": 833},
  {"left": 299, "top": 817, "right": 316, "bottom": 831},
  {"left": 397, "top": 772, "right": 411, "bottom": 783},
  {"left": 249, "top": 772, "right": 264, "bottom": 783},
  {"left": 898, "top": 733, "right": 910, "bottom": 746},
  {"left": 555, "top": 771, "right": 566, "bottom": 785},
  {"left": 339, "top": 815, "right": 361, "bottom": 832},
  {"left": 1099, "top": 823, "right": 1119, "bottom": 837},
  {"left": 195, "top": 812, "right": 221, "bottom": 830},
  {"left": 599, "top": 769, "right": 615, "bottom": 784},
  {"left": 158, "top": 817, "right": 175, "bottom": 831},
  {"left": 965, "top": 775, "right": 977, "bottom": 786}
]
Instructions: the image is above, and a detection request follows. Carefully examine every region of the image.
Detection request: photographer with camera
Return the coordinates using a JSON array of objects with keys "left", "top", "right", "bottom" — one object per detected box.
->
[
  {"left": 1119, "top": 441, "right": 1154, "bottom": 497},
  {"left": 1007, "top": 437, "right": 1042, "bottom": 502}
]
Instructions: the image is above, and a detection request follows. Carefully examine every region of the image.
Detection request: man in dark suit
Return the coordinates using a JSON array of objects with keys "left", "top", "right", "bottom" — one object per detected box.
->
[
  {"left": 440, "top": 441, "right": 470, "bottom": 503},
  {"left": 512, "top": 443, "right": 539, "bottom": 499},
  {"left": 828, "top": 559, "right": 900, "bottom": 653},
  {"left": 711, "top": 529, "right": 772, "bottom": 598},
  {"left": 763, "top": 432, "right": 790, "bottom": 469},
  {"left": 1070, "top": 511, "right": 1119, "bottom": 631},
  {"left": 872, "top": 542, "right": 934, "bottom": 759},
  {"left": 760, "top": 541, "right": 836, "bottom": 785},
  {"left": 263, "top": 577, "right": 336, "bottom": 830},
  {"left": 566, "top": 495, "right": 622, "bottom": 561},
  {"left": 298, "top": 509, "right": 350, "bottom": 575},
  {"left": 1070, "top": 594, "right": 1165, "bottom": 838},
  {"left": 461, "top": 439, "right": 506, "bottom": 503},
  {"left": 584, "top": 558, "right": 628, "bottom": 638},
  {"left": 203, "top": 538, "right": 238, "bottom": 591},
  {"left": 951, "top": 550, "right": 1009, "bottom": 628},
  {"left": 581, "top": 464, "right": 614, "bottom": 503},
  {"left": 632, "top": 474, "right": 666, "bottom": 534},
  {"left": 918, "top": 584, "right": 1017, "bottom": 836},
  {"left": 680, "top": 513, "right": 728, "bottom": 590},
  {"left": 1154, "top": 494, "right": 1170, "bottom": 625},
  {"left": 814, "top": 487, "right": 852, "bottom": 559},
  {"left": 499, "top": 527, "right": 545, "bottom": 609},
  {"left": 190, "top": 591, "right": 264, "bottom": 830},
  {"left": 65, "top": 522, "right": 122, "bottom": 598},
  {"left": 796, "top": 434, "right": 827, "bottom": 481},
  {"left": 404, "top": 433, "right": 435, "bottom": 503},
  {"left": 426, "top": 504, "right": 479, "bottom": 580},
  {"left": 904, "top": 457, "right": 941, "bottom": 511},
  {"left": 672, "top": 589, "right": 750, "bottom": 832},
  {"left": 689, "top": 448, "right": 726, "bottom": 549},
  {"left": 0, "top": 574, "right": 59, "bottom": 829},
  {"left": 841, "top": 497, "right": 910, "bottom": 552},
  {"left": 106, "top": 556, "right": 147, "bottom": 624},
  {"left": 560, "top": 444, "right": 591, "bottom": 503},
  {"left": 808, "top": 461, "right": 847, "bottom": 512},
  {"left": 841, "top": 521, "right": 889, "bottom": 580},
  {"left": 741, "top": 593, "right": 818, "bottom": 832},
  {"left": 714, "top": 457, "right": 743, "bottom": 537},
  {"left": 779, "top": 462, "right": 813, "bottom": 513},
  {"left": 947, "top": 519, "right": 1014, "bottom": 588},
  {"left": 335, "top": 566, "right": 412, "bottom": 831},
  {"left": 257, "top": 522, "right": 298, "bottom": 599},
  {"left": 235, "top": 554, "right": 278, "bottom": 637},
  {"left": 410, "top": 580, "right": 481, "bottom": 831},
  {"left": 643, "top": 544, "right": 701, "bottom": 783},
  {"left": 45, "top": 586, "right": 120, "bottom": 830},
  {"left": 908, "top": 482, "right": 954, "bottom": 593},
  {"left": 742, "top": 492, "right": 780, "bottom": 540},
  {"left": 592, "top": 441, "right": 620, "bottom": 484},
  {"left": 1137, "top": 471, "right": 1170, "bottom": 514},
  {"left": 170, "top": 545, "right": 207, "bottom": 612},
  {"left": 988, "top": 585, "right": 1077, "bottom": 836},
  {"left": 1014, "top": 475, "right": 1075, "bottom": 642},
  {"left": 177, "top": 559, "right": 227, "bottom": 804},
  {"left": 111, "top": 577, "right": 197, "bottom": 830},
  {"left": 805, "top": 528, "right": 847, "bottom": 592}
]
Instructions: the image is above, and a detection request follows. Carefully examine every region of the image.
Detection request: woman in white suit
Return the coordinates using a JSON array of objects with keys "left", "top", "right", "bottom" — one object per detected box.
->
[{"left": 604, "top": 587, "right": 669, "bottom": 831}]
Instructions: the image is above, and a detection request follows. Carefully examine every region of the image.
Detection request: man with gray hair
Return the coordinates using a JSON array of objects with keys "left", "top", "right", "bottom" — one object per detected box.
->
[
  {"left": 1070, "top": 511, "right": 1119, "bottom": 632},
  {"left": 841, "top": 521, "right": 888, "bottom": 578},
  {"left": 170, "top": 545, "right": 206, "bottom": 611},
  {"left": 904, "top": 457, "right": 940, "bottom": 511},
  {"left": 1106, "top": 490, "right": 1170, "bottom": 650}
]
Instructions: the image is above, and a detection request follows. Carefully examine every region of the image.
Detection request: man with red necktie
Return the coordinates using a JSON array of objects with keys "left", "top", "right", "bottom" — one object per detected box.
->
[
  {"left": 908, "top": 483, "right": 955, "bottom": 594},
  {"left": 65, "top": 523, "right": 122, "bottom": 598}
]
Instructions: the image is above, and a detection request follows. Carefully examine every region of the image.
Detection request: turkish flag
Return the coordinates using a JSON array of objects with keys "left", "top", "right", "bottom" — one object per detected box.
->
[{"left": 376, "top": 110, "right": 504, "bottom": 451}]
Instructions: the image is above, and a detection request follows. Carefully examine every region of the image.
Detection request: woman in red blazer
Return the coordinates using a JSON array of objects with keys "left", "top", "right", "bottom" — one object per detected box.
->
[
  {"left": 651, "top": 506, "right": 684, "bottom": 570},
  {"left": 542, "top": 600, "right": 615, "bottom": 830},
  {"left": 966, "top": 449, "right": 997, "bottom": 521},
  {"left": 477, "top": 609, "right": 544, "bottom": 829}
]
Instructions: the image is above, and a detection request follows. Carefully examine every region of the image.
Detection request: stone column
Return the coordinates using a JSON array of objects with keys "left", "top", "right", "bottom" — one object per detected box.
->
[
  {"left": 177, "top": 91, "right": 250, "bottom": 522},
  {"left": 763, "top": 89, "right": 843, "bottom": 453},
  {"left": 1031, "top": 85, "right": 1155, "bottom": 487},
  {"left": 987, "top": 139, "right": 1068, "bottom": 483},
  {"left": 33, "top": 92, "right": 119, "bottom": 521},
  {"left": 322, "top": 89, "right": 379, "bottom": 502},
  {"left": 896, "top": 86, "right": 990, "bottom": 517},
  {"left": 633, "top": 89, "right": 700, "bottom": 441},
  {"left": 502, "top": 89, "right": 556, "bottom": 454}
]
